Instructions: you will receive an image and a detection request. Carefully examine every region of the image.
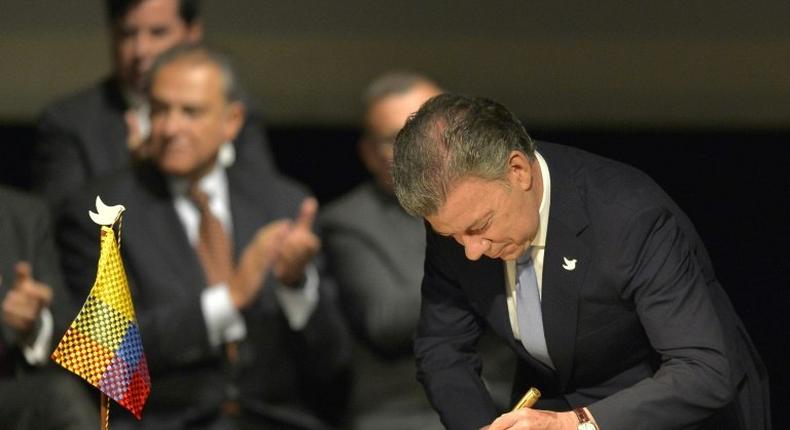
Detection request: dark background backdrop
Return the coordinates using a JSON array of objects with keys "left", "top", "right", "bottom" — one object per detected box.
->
[{"left": 1, "top": 0, "right": 788, "bottom": 425}]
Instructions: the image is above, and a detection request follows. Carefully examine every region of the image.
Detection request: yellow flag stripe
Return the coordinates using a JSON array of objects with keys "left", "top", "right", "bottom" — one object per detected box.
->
[
  {"left": 52, "top": 326, "right": 116, "bottom": 386},
  {"left": 72, "top": 296, "right": 130, "bottom": 351},
  {"left": 93, "top": 226, "right": 136, "bottom": 321}
]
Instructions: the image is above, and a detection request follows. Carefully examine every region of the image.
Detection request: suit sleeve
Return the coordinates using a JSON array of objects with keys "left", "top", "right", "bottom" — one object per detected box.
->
[
  {"left": 276, "top": 251, "right": 353, "bottom": 426},
  {"left": 29, "top": 201, "right": 76, "bottom": 343},
  {"left": 588, "top": 207, "right": 734, "bottom": 430},
  {"left": 321, "top": 224, "right": 421, "bottom": 356},
  {"left": 414, "top": 229, "right": 499, "bottom": 430}
]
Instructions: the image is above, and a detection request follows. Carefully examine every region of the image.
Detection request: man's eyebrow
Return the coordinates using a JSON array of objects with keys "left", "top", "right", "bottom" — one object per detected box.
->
[
  {"left": 149, "top": 95, "right": 166, "bottom": 106},
  {"left": 430, "top": 210, "right": 492, "bottom": 237}
]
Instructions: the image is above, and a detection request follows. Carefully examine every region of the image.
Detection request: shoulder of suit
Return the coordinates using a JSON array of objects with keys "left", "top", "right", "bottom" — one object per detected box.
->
[
  {"left": 39, "top": 77, "right": 122, "bottom": 124},
  {"left": 0, "top": 186, "right": 49, "bottom": 228},
  {"left": 250, "top": 168, "right": 310, "bottom": 198},
  {"left": 538, "top": 141, "right": 677, "bottom": 232},
  {"left": 319, "top": 182, "right": 379, "bottom": 226},
  {"left": 60, "top": 167, "right": 140, "bottom": 218},
  {"left": 319, "top": 181, "right": 402, "bottom": 235},
  {"left": 227, "top": 165, "right": 314, "bottom": 217}
]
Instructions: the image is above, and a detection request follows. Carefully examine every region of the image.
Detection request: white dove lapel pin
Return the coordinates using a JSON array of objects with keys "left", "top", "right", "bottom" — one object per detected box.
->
[{"left": 562, "top": 257, "right": 577, "bottom": 271}]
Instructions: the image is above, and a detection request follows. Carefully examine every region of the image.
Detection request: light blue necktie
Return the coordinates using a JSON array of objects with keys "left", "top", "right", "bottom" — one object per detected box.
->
[{"left": 516, "top": 250, "right": 555, "bottom": 369}]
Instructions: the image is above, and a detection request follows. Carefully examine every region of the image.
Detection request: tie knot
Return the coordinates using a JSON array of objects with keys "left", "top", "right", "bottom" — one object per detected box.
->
[
  {"left": 189, "top": 186, "right": 210, "bottom": 212},
  {"left": 517, "top": 249, "right": 533, "bottom": 267}
]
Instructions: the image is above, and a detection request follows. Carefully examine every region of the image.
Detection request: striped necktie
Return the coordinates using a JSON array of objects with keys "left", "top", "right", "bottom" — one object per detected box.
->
[
  {"left": 190, "top": 186, "right": 241, "bottom": 369},
  {"left": 190, "top": 186, "right": 234, "bottom": 286}
]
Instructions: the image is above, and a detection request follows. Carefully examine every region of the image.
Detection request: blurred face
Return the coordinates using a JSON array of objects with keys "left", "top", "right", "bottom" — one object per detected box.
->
[
  {"left": 361, "top": 82, "right": 441, "bottom": 193},
  {"left": 148, "top": 59, "right": 243, "bottom": 181},
  {"left": 426, "top": 151, "right": 543, "bottom": 261},
  {"left": 112, "top": 0, "right": 202, "bottom": 93}
]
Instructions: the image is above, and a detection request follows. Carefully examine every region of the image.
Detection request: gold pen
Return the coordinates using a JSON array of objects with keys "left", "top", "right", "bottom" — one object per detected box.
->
[{"left": 511, "top": 387, "right": 541, "bottom": 411}]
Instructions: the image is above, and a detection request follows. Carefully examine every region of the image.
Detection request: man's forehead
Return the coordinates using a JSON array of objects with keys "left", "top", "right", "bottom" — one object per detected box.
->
[
  {"left": 427, "top": 178, "right": 496, "bottom": 234},
  {"left": 121, "top": 0, "right": 183, "bottom": 25},
  {"left": 153, "top": 60, "right": 219, "bottom": 88}
]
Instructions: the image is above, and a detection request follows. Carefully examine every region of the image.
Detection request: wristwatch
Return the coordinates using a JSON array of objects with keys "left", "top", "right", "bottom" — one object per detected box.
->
[{"left": 573, "top": 408, "right": 599, "bottom": 430}]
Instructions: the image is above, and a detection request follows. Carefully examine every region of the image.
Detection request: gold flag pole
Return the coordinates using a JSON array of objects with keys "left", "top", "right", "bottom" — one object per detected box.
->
[{"left": 101, "top": 392, "right": 110, "bottom": 430}]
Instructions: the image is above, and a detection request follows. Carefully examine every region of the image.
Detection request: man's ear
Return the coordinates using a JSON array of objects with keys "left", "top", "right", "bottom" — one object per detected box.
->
[
  {"left": 508, "top": 150, "right": 533, "bottom": 190},
  {"left": 222, "top": 101, "right": 245, "bottom": 142}
]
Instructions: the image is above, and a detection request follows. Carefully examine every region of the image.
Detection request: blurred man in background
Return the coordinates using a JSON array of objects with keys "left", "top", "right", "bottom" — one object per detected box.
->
[
  {"left": 34, "top": 0, "right": 272, "bottom": 208},
  {"left": 57, "top": 44, "right": 350, "bottom": 430},
  {"left": 320, "top": 72, "right": 515, "bottom": 430},
  {"left": 0, "top": 185, "right": 94, "bottom": 430}
]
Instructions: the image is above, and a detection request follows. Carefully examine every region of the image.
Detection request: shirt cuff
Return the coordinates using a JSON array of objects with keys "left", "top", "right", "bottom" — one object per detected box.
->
[
  {"left": 22, "top": 307, "right": 53, "bottom": 365},
  {"left": 201, "top": 284, "right": 247, "bottom": 347},
  {"left": 274, "top": 263, "right": 319, "bottom": 330}
]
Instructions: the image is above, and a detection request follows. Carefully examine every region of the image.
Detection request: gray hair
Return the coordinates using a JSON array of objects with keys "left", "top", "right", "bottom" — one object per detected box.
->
[
  {"left": 147, "top": 42, "right": 243, "bottom": 103},
  {"left": 392, "top": 93, "right": 535, "bottom": 217},
  {"left": 362, "top": 71, "right": 441, "bottom": 108}
]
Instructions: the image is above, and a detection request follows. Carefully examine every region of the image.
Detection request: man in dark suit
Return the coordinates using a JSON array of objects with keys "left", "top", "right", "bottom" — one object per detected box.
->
[
  {"left": 391, "top": 94, "right": 770, "bottom": 430},
  {"left": 34, "top": 0, "right": 272, "bottom": 207},
  {"left": 57, "top": 44, "right": 350, "bottom": 429},
  {"left": 1, "top": 186, "right": 95, "bottom": 429}
]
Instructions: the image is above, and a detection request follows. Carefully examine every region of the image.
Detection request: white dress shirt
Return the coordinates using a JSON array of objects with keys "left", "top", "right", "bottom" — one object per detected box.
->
[{"left": 16, "top": 307, "right": 53, "bottom": 365}]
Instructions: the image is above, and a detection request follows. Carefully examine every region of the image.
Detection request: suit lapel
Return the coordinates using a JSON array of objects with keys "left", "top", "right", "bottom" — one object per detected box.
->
[
  {"left": 127, "top": 165, "right": 205, "bottom": 288},
  {"left": 0, "top": 202, "right": 13, "bottom": 351},
  {"left": 225, "top": 165, "right": 286, "bottom": 311},
  {"left": 0, "top": 203, "right": 16, "bottom": 297},
  {"left": 89, "top": 80, "right": 131, "bottom": 174},
  {"left": 539, "top": 147, "right": 591, "bottom": 390},
  {"left": 227, "top": 165, "right": 274, "bottom": 258}
]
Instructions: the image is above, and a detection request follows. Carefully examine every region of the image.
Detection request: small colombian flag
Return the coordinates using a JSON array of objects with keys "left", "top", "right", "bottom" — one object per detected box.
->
[{"left": 52, "top": 225, "right": 151, "bottom": 419}]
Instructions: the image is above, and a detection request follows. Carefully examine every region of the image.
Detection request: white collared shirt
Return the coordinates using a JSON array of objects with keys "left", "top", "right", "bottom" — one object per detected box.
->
[
  {"left": 18, "top": 308, "right": 53, "bottom": 365},
  {"left": 504, "top": 151, "right": 551, "bottom": 340}
]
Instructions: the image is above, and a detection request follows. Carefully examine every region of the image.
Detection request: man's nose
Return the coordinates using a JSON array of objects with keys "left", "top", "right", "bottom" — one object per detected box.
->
[
  {"left": 132, "top": 33, "right": 153, "bottom": 60},
  {"left": 460, "top": 235, "right": 489, "bottom": 261},
  {"left": 161, "top": 111, "right": 184, "bottom": 136}
]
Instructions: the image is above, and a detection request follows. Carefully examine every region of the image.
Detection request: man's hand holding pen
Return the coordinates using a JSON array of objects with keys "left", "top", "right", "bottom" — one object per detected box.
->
[
  {"left": 484, "top": 408, "right": 579, "bottom": 430},
  {"left": 481, "top": 388, "right": 595, "bottom": 430}
]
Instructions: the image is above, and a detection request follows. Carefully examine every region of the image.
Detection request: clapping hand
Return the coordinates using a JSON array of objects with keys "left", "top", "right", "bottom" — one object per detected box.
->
[
  {"left": 228, "top": 197, "right": 321, "bottom": 309},
  {"left": 2, "top": 262, "right": 53, "bottom": 342}
]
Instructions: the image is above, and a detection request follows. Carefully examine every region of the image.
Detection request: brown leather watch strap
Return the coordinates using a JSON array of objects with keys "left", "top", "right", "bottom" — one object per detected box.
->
[{"left": 573, "top": 407, "right": 591, "bottom": 423}]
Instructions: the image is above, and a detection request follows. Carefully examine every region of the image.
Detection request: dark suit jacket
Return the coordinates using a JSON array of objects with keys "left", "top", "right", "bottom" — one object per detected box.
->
[
  {"left": 56, "top": 161, "right": 351, "bottom": 429},
  {"left": 34, "top": 77, "right": 275, "bottom": 208},
  {"left": 0, "top": 187, "right": 99, "bottom": 430},
  {"left": 415, "top": 142, "right": 770, "bottom": 430},
  {"left": 0, "top": 186, "right": 73, "bottom": 370}
]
